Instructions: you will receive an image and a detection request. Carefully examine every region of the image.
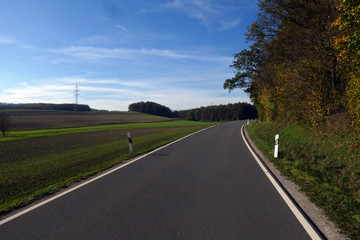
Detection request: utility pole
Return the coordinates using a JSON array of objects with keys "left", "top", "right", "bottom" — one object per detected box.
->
[{"left": 74, "top": 83, "right": 79, "bottom": 111}]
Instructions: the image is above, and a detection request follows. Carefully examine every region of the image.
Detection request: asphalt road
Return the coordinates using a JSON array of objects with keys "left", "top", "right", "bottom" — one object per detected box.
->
[{"left": 0, "top": 121, "right": 318, "bottom": 239}]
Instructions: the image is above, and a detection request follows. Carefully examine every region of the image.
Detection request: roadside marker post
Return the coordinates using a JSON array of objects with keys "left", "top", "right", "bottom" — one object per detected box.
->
[
  {"left": 274, "top": 134, "right": 279, "bottom": 158},
  {"left": 128, "top": 132, "right": 134, "bottom": 154},
  {"left": 247, "top": 119, "right": 250, "bottom": 125}
]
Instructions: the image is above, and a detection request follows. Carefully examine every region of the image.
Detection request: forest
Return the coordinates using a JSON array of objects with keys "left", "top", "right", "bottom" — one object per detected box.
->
[
  {"left": 0, "top": 103, "right": 91, "bottom": 111},
  {"left": 128, "top": 101, "right": 177, "bottom": 118},
  {"left": 177, "top": 103, "right": 257, "bottom": 122},
  {"left": 128, "top": 101, "right": 257, "bottom": 121},
  {"left": 224, "top": 0, "right": 360, "bottom": 129}
]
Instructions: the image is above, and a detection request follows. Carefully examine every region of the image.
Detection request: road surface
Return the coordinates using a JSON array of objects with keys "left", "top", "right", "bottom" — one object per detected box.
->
[{"left": 0, "top": 121, "right": 320, "bottom": 239}]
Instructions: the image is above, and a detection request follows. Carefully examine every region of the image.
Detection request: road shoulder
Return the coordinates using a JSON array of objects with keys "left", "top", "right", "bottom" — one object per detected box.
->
[{"left": 243, "top": 124, "right": 347, "bottom": 240}]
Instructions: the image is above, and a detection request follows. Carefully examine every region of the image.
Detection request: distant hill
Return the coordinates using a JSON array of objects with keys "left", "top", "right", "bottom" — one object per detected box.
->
[{"left": 0, "top": 103, "right": 91, "bottom": 111}]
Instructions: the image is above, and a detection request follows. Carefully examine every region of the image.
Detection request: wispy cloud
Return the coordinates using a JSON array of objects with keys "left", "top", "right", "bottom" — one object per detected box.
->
[
  {"left": 0, "top": 83, "right": 73, "bottom": 103},
  {"left": 140, "top": 0, "right": 244, "bottom": 30},
  {"left": 167, "top": 0, "right": 218, "bottom": 22},
  {"left": 48, "top": 46, "right": 135, "bottom": 61},
  {"left": 115, "top": 24, "right": 128, "bottom": 31},
  {"left": 0, "top": 35, "right": 15, "bottom": 44},
  {"left": 147, "top": 88, "right": 249, "bottom": 110},
  {"left": 219, "top": 18, "right": 241, "bottom": 30},
  {"left": 98, "top": 16, "right": 109, "bottom": 21},
  {"left": 0, "top": 70, "right": 246, "bottom": 111},
  {"left": 0, "top": 81, "right": 142, "bottom": 106},
  {"left": 57, "top": 77, "right": 153, "bottom": 88},
  {"left": 83, "top": 35, "right": 112, "bottom": 44},
  {"left": 47, "top": 46, "right": 232, "bottom": 63}
]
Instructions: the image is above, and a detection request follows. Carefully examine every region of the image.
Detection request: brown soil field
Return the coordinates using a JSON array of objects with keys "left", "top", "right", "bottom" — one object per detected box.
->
[
  {"left": 3, "top": 110, "right": 171, "bottom": 130},
  {"left": 0, "top": 127, "right": 179, "bottom": 163}
]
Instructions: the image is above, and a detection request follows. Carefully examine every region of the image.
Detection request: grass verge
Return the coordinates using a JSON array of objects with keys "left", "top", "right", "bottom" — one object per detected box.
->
[
  {"left": 0, "top": 123, "right": 214, "bottom": 215},
  {"left": 246, "top": 121, "right": 360, "bottom": 240}
]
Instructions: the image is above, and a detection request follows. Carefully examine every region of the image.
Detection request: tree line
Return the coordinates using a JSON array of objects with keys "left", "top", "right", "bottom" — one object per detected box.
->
[
  {"left": 0, "top": 103, "right": 91, "bottom": 111},
  {"left": 128, "top": 101, "right": 257, "bottom": 121},
  {"left": 177, "top": 103, "right": 257, "bottom": 121},
  {"left": 224, "top": 0, "right": 360, "bottom": 129},
  {"left": 128, "top": 101, "right": 177, "bottom": 118}
]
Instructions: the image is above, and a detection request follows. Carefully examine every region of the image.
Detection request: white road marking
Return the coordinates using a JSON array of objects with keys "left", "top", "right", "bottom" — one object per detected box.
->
[
  {"left": 0, "top": 125, "right": 215, "bottom": 226},
  {"left": 241, "top": 124, "right": 322, "bottom": 240}
]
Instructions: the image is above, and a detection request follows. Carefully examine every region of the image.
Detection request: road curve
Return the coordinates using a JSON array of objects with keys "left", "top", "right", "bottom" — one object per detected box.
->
[{"left": 0, "top": 121, "right": 319, "bottom": 239}]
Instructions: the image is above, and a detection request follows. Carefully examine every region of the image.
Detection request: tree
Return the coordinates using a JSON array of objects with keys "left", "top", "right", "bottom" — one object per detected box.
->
[
  {"left": 128, "top": 101, "right": 176, "bottom": 118},
  {"left": 334, "top": 0, "right": 360, "bottom": 64},
  {"left": 223, "top": 47, "right": 262, "bottom": 93},
  {"left": 0, "top": 111, "right": 11, "bottom": 137},
  {"left": 177, "top": 103, "right": 257, "bottom": 122},
  {"left": 225, "top": 0, "right": 344, "bottom": 126},
  {"left": 333, "top": 0, "right": 360, "bottom": 129}
]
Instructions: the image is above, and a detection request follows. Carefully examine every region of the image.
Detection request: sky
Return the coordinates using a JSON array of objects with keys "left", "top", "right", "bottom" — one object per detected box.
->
[{"left": 0, "top": 0, "right": 258, "bottom": 111}]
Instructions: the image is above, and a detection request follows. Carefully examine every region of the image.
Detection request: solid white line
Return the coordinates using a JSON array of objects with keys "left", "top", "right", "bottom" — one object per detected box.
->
[
  {"left": 0, "top": 125, "right": 215, "bottom": 226},
  {"left": 241, "top": 124, "right": 322, "bottom": 240}
]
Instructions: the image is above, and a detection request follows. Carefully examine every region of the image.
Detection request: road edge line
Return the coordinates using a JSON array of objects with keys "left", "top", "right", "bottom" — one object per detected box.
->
[{"left": 240, "top": 124, "right": 323, "bottom": 240}]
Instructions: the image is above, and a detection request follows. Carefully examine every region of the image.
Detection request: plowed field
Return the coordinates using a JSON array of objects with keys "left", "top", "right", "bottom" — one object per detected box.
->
[{"left": 4, "top": 110, "right": 171, "bottom": 130}]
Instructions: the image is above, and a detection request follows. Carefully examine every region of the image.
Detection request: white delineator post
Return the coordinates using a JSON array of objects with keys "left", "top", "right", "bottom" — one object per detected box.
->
[
  {"left": 247, "top": 119, "right": 250, "bottom": 125},
  {"left": 128, "top": 132, "right": 134, "bottom": 154},
  {"left": 274, "top": 134, "right": 279, "bottom": 158}
]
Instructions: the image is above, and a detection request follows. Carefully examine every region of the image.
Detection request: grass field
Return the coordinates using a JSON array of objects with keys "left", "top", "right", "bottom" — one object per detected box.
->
[
  {"left": 1, "top": 120, "right": 211, "bottom": 142},
  {"left": 0, "top": 110, "right": 216, "bottom": 215},
  {"left": 246, "top": 121, "right": 360, "bottom": 239}
]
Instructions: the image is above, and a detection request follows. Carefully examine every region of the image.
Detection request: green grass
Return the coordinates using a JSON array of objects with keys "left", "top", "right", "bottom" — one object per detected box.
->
[
  {"left": 1, "top": 121, "right": 212, "bottom": 141},
  {"left": 0, "top": 123, "right": 215, "bottom": 215},
  {"left": 246, "top": 121, "right": 360, "bottom": 240}
]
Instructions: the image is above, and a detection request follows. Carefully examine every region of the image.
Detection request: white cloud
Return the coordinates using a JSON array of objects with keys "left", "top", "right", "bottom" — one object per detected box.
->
[
  {"left": 140, "top": 0, "right": 244, "bottom": 31},
  {"left": 168, "top": 0, "right": 217, "bottom": 20},
  {"left": 0, "top": 84, "right": 73, "bottom": 103},
  {"left": 0, "top": 75, "right": 249, "bottom": 111},
  {"left": 115, "top": 24, "right": 128, "bottom": 31},
  {"left": 140, "top": 0, "right": 218, "bottom": 28},
  {"left": 57, "top": 77, "right": 155, "bottom": 89},
  {"left": 84, "top": 35, "right": 112, "bottom": 44},
  {"left": 98, "top": 16, "right": 109, "bottom": 21},
  {"left": 48, "top": 46, "right": 135, "bottom": 61},
  {"left": 132, "top": 86, "right": 249, "bottom": 110},
  {"left": 48, "top": 46, "right": 232, "bottom": 63},
  {"left": 0, "top": 35, "right": 15, "bottom": 44},
  {"left": 219, "top": 18, "right": 241, "bottom": 30}
]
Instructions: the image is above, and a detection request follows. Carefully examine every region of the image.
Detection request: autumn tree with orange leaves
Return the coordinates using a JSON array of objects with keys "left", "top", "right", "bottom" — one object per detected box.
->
[
  {"left": 225, "top": 0, "right": 360, "bottom": 129},
  {"left": 334, "top": 0, "right": 360, "bottom": 129}
]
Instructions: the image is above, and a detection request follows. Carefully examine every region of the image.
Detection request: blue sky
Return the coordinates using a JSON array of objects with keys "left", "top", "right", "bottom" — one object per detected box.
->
[{"left": 0, "top": 0, "right": 258, "bottom": 111}]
